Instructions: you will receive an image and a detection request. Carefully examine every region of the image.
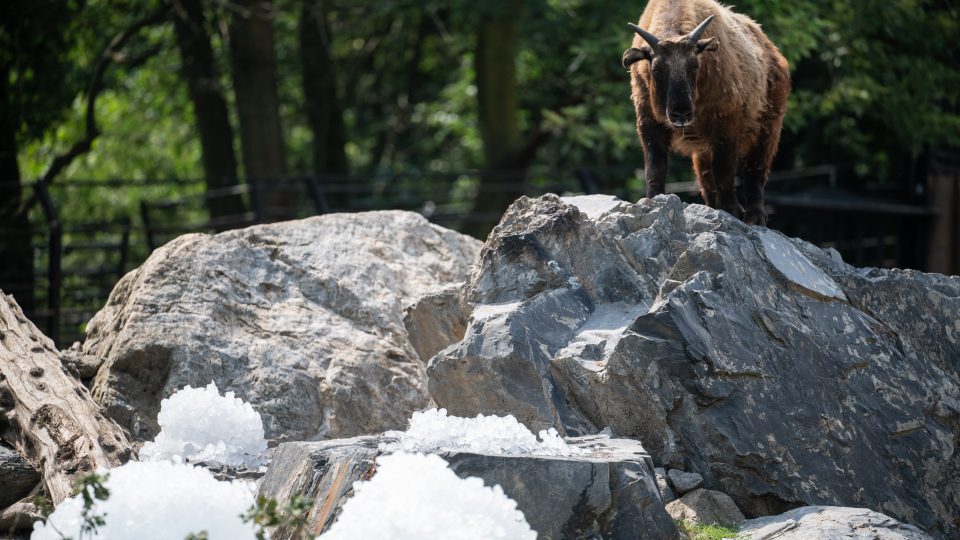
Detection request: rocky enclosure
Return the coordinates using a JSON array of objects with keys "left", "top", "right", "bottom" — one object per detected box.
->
[
  {"left": 72, "top": 211, "right": 481, "bottom": 441},
  {"left": 2, "top": 198, "right": 956, "bottom": 539},
  {"left": 428, "top": 194, "right": 960, "bottom": 537}
]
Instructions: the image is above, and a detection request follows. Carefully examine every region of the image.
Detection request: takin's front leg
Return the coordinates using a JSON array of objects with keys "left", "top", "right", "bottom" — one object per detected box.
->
[
  {"left": 692, "top": 152, "right": 716, "bottom": 207},
  {"left": 711, "top": 141, "right": 745, "bottom": 219},
  {"left": 741, "top": 145, "right": 770, "bottom": 226},
  {"left": 640, "top": 119, "right": 671, "bottom": 198},
  {"left": 741, "top": 114, "right": 786, "bottom": 226}
]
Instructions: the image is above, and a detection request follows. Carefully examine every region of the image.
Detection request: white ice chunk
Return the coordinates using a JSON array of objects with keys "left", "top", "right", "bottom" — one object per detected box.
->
[
  {"left": 381, "top": 408, "right": 582, "bottom": 456},
  {"left": 319, "top": 453, "right": 536, "bottom": 540},
  {"left": 140, "top": 382, "right": 268, "bottom": 469},
  {"left": 31, "top": 461, "right": 257, "bottom": 540}
]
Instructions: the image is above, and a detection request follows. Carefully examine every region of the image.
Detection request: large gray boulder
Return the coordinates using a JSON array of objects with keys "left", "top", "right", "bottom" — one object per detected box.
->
[
  {"left": 259, "top": 434, "right": 679, "bottom": 540},
  {"left": 739, "top": 506, "right": 933, "bottom": 539},
  {"left": 427, "top": 194, "right": 960, "bottom": 537},
  {"left": 81, "top": 211, "right": 480, "bottom": 441}
]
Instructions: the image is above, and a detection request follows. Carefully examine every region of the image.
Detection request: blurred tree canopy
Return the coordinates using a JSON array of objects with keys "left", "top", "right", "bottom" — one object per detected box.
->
[{"left": 4, "top": 0, "right": 959, "bottom": 223}]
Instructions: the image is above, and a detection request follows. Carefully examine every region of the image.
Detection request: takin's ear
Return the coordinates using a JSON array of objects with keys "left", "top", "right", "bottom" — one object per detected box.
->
[
  {"left": 622, "top": 47, "right": 653, "bottom": 69},
  {"left": 696, "top": 36, "right": 719, "bottom": 54}
]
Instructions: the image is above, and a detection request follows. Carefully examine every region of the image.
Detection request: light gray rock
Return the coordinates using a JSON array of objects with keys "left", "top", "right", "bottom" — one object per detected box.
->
[
  {"left": 427, "top": 194, "right": 960, "bottom": 538},
  {"left": 667, "top": 469, "right": 704, "bottom": 495},
  {"left": 666, "top": 488, "right": 744, "bottom": 526},
  {"left": 0, "top": 446, "right": 39, "bottom": 509},
  {"left": 59, "top": 343, "right": 103, "bottom": 381},
  {"left": 402, "top": 285, "right": 469, "bottom": 363},
  {"left": 739, "top": 506, "right": 933, "bottom": 540},
  {"left": 259, "top": 434, "right": 680, "bottom": 540},
  {"left": 83, "top": 211, "right": 480, "bottom": 441}
]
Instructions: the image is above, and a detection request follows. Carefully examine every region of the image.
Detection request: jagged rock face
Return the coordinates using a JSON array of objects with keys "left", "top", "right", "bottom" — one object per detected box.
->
[
  {"left": 84, "top": 211, "right": 480, "bottom": 441},
  {"left": 259, "top": 435, "right": 679, "bottom": 540},
  {"left": 427, "top": 194, "right": 960, "bottom": 537}
]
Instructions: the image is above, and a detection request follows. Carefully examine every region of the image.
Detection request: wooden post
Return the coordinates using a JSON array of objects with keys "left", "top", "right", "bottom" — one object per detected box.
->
[
  {"left": 926, "top": 155, "right": 960, "bottom": 275},
  {"left": 0, "top": 291, "right": 133, "bottom": 505}
]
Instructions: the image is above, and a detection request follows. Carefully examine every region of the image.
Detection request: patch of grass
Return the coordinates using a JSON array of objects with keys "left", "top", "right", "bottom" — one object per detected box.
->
[
  {"left": 675, "top": 519, "right": 741, "bottom": 540},
  {"left": 243, "top": 494, "right": 313, "bottom": 540}
]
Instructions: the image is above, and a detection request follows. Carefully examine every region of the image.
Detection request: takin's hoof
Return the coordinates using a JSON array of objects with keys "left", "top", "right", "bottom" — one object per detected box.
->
[
  {"left": 744, "top": 207, "right": 767, "bottom": 226},
  {"left": 718, "top": 202, "right": 745, "bottom": 221}
]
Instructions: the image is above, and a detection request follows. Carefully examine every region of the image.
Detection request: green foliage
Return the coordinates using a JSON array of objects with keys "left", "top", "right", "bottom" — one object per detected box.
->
[
  {"left": 11, "top": 0, "right": 960, "bottom": 225},
  {"left": 30, "top": 471, "right": 113, "bottom": 540},
  {"left": 242, "top": 494, "right": 313, "bottom": 540},
  {"left": 78, "top": 472, "right": 110, "bottom": 540},
  {"left": 32, "top": 494, "right": 54, "bottom": 519},
  {"left": 675, "top": 519, "right": 741, "bottom": 540},
  {"left": 0, "top": 0, "right": 87, "bottom": 144},
  {"left": 184, "top": 532, "right": 209, "bottom": 540}
]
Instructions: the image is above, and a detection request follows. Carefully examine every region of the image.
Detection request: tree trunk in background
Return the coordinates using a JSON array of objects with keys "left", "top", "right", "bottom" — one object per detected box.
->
[
  {"left": 0, "top": 62, "right": 34, "bottom": 315},
  {"left": 171, "top": 0, "right": 245, "bottom": 223},
  {"left": 228, "top": 0, "right": 292, "bottom": 221},
  {"left": 300, "top": 0, "right": 349, "bottom": 211},
  {"left": 468, "top": 1, "right": 526, "bottom": 238}
]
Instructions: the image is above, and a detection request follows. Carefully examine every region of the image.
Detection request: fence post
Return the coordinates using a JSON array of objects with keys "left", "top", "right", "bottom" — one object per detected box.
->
[
  {"left": 926, "top": 154, "right": 959, "bottom": 274},
  {"left": 33, "top": 182, "right": 61, "bottom": 345}
]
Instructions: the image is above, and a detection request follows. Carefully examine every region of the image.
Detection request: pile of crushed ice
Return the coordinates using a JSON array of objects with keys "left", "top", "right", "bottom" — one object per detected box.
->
[
  {"left": 140, "top": 382, "right": 268, "bottom": 469},
  {"left": 31, "top": 461, "right": 257, "bottom": 540},
  {"left": 319, "top": 452, "right": 536, "bottom": 540},
  {"left": 381, "top": 408, "right": 581, "bottom": 456},
  {"left": 33, "top": 390, "right": 549, "bottom": 539}
]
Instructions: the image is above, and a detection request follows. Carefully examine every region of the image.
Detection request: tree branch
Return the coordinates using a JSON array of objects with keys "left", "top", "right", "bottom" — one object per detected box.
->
[{"left": 37, "top": 8, "right": 170, "bottom": 186}]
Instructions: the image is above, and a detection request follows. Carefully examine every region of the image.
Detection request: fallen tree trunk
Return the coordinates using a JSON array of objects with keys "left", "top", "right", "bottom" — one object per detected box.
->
[{"left": 0, "top": 291, "right": 133, "bottom": 505}]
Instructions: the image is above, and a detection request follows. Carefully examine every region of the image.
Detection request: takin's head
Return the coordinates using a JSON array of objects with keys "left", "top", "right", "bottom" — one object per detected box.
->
[{"left": 622, "top": 16, "right": 719, "bottom": 128}]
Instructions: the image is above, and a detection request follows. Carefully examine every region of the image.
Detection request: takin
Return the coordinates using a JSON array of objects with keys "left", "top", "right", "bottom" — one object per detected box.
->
[{"left": 622, "top": 0, "right": 790, "bottom": 225}]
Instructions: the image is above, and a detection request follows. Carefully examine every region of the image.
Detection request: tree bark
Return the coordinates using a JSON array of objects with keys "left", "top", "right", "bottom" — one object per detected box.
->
[
  {"left": 0, "top": 62, "right": 34, "bottom": 316},
  {"left": 171, "top": 0, "right": 245, "bottom": 222},
  {"left": 0, "top": 292, "right": 133, "bottom": 505},
  {"left": 228, "top": 0, "right": 292, "bottom": 221},
  {"left": 300, "top": 0, "right": 348, "bottom": 211},
  {"left": 469, "top": 1, "right": 527, "bottom": 237}
]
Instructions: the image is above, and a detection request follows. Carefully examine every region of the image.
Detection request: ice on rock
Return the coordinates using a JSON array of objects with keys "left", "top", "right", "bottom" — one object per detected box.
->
[
  {"left": 319, "top": 453, "right": 536, "bottom": 540},
  {"left": 381, "top": 408, "right": 582, "bottom": 456},
  {"left": 31, "top": 461, "right": 257, "bottom": 540},
  {"left": 140, "top": 382, "right": 268, "bottom": 469}
]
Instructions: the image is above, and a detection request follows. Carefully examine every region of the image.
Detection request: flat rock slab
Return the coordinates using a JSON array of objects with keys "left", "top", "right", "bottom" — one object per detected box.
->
[
  {"left": 427, "top": 194, "right": 960, "bottom": 538},
  {"left": 259, "top": 435, "right": 679, "bottom": 540},
  {"left": 739, "top": 506, "right": 933, "bottom": 540},
  {"left": 78, "top": 211, "right": 480, "bottom": 441}
]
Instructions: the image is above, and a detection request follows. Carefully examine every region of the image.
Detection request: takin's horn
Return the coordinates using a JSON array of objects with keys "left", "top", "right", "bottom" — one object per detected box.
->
[
  {"left": 687, "top": 15, "right": 716, "bottom": 42},
  {"left": 628, "top": 22, "right": 660, "bottom": 52}
]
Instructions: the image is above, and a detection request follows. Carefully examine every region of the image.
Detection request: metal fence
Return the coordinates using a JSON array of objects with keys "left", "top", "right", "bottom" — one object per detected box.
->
[{"left": 3, "top": 166, "right": 942, "bottom": 347}]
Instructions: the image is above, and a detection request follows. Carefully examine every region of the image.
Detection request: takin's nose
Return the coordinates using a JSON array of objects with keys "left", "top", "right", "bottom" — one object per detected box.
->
[{"left": 668, "top": 107, "right": 694, "bottom": 127}]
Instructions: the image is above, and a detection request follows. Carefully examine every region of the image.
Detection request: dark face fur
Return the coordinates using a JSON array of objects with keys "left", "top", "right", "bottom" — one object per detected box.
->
[{"left": 623, "top": 16, "right": 719, "bottom": 128}]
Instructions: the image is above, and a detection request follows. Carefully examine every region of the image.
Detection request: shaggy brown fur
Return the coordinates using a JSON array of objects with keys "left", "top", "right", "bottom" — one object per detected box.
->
[{"left": 623, "top": 0, "right": 790, "bottom": 225}]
